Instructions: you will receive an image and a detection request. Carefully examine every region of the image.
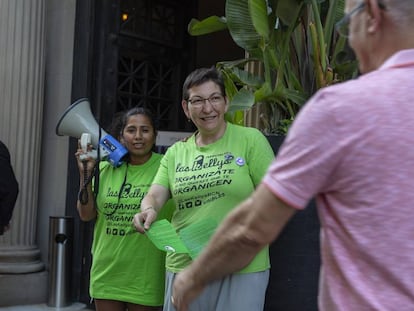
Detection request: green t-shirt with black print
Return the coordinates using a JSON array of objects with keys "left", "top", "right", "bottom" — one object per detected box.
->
[
  {"left": 153, "top": 122, "right": 274, "bottom": 273},
  {"left": 90, "top": 152, "right": 174, "bottom": 306}
]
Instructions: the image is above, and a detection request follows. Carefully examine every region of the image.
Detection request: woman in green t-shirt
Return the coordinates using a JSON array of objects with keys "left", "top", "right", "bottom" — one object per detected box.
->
[
  {"left": 75, "top": 107, "right": 173, "bottom": 311},
  {"left": 133, "top": 67, "right": 274, "bottom": 311}
]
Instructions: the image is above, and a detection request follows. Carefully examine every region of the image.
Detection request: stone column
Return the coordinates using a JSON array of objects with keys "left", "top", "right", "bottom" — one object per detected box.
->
[{"left": 0, "top": 0, "right": 47, "bottom": 305}]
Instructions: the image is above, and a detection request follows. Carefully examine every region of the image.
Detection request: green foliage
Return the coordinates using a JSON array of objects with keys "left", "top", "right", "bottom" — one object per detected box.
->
[{"left": 188, "top": 0, "right": 359, "bottom": 134}]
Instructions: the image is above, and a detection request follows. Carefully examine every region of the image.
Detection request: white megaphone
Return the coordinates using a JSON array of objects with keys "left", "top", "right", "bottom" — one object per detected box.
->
[{"left": 56, "top": 98, "right": 128, "bottom": 167}]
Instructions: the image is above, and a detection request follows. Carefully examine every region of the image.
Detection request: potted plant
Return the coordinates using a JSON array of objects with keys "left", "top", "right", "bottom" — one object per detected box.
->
[{"left": 188, "top": 0, "right": 358, "bottom": 134}]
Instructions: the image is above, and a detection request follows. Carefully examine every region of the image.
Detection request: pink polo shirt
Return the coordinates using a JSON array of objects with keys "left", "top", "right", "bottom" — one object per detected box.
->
[{"left": 263, "top": 49, "right": 414, "bottom": 310}]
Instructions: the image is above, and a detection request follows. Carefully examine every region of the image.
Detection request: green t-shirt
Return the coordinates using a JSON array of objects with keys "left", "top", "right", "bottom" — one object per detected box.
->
[
  {"left": 153, "top": 123, "right": 274, "bottom": 273},
  {"left": 90, "top": 152, "right": 174, "bottom": 306}
]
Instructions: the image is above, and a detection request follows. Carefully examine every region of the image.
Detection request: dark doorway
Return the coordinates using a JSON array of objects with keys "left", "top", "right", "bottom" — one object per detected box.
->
[{"left": 91, "top": 0, "right": 196, "bottom": 131}]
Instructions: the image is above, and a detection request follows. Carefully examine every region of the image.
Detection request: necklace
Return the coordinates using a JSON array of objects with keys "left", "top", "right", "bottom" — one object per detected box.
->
[{"left": 100, "top": 163, "right": 129, "bottom": 216}]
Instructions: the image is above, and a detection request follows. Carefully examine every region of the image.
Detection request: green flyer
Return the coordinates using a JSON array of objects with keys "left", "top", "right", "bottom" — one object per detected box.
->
[{"left": 145, "top": 218, "right": 217, "bottom": 259}]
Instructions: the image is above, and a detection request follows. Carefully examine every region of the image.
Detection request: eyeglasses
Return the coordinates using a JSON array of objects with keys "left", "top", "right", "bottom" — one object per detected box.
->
[
  {"left": 335, "top": 2, "right": 365, "bottom": 38},
  {"left": 335, "top": 1, "right": 387, "bottom": 38},
  {"left": 187, "top": 94, "right": 225, "bottom": 108}
]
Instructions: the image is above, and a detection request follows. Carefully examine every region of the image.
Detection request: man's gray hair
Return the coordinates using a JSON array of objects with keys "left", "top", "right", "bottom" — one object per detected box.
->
[{"left": 385, "top": 0, "right": 414, "bottom": 28}]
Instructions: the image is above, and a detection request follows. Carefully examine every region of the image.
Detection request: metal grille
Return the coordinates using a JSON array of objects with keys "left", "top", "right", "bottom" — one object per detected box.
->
[
  {"left": 116, "top": 57, "right": 177, "bottom": 129},
  {"left": 108, "top": 0, "right": 193, "bottom": 131},
  {"left": 120, "top": 0, "right": 180, "bottom": 47}
]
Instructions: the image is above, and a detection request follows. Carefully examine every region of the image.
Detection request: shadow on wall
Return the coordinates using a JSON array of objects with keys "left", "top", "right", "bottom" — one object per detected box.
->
[{"left": 264, "top": 135, "right": 320, "bottom": 311}]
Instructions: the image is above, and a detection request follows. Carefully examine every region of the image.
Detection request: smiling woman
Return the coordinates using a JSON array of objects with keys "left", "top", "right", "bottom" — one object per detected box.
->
[
  {"left": 118, "top": 107, "right": 158, "bottom": 165},
  {"left": 132, "top": 67, "right": 276, "bottom": 311},
  {"left": 75, "top": 107, "right": 174, "bottom": 311},
  {"left": 181, "top": 70, "right": 229, "bottom": 146}
]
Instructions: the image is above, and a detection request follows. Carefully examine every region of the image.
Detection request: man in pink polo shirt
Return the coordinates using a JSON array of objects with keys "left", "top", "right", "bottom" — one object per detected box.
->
[{"left": 170, "top": 0, "right": 414, "bottom": 310}]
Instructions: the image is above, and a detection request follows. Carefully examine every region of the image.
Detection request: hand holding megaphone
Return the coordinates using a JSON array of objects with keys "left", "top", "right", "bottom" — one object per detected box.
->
[{"left": 79, "top": 133, "right": 96, "bottom": 161}]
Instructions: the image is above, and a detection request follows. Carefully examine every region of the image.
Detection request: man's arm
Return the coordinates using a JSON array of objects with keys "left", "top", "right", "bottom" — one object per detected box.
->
[{"left": 171, "top": 183, "right": 297, "bottom": 311}]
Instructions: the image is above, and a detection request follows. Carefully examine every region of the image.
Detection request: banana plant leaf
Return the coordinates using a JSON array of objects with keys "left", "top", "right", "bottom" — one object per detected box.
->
[
  {"left": 225, "top": 0, "right": 262, "bottom": 54},
  {"left": 227, "top": 88, "right": 256, "bottom": 112},
  {"left": 187, "top": 16, "right": 227, "bottom": 36},
  {"left": 188, "top": 0, "right": 357, "bottom": 133}
]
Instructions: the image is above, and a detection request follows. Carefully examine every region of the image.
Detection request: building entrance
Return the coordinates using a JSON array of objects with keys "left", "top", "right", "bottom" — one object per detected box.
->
[{"left": 68, "top": 0, "right": 196, "bottom": 305}]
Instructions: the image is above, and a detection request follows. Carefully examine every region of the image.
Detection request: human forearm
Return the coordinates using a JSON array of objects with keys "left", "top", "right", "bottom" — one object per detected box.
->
[
  {"left": 181, "top": 197, "right": 272, "bottom": 284},
  {"left": 172, "top": 184, "right": 297, "bottom": 310},
  {"left": 140, "top": 184, "right": 170, "bottom": 212},
  {"left": 75, "top": 146, "right": 97, "bottom": 221},
  {"left": 140, "top": 194, "right": 161, "bottom": 213},
  {"left": 133, "top": 184, "right": 170, "bottom": 232}
]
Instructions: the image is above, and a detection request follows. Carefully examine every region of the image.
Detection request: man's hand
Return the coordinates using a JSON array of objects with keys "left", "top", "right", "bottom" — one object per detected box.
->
[{"left": 172, "top": 269, "right": 205, "bottom": 311}]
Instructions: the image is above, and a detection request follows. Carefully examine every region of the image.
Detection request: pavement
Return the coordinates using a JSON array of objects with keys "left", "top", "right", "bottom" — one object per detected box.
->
[{"left": 0, "top": 303, "right": 93, "bottom": 310}]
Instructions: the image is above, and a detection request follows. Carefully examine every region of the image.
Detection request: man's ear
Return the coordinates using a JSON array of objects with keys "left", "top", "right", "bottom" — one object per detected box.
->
[{"left": 366, "top": 0, "right": 383, "bottom": 35}]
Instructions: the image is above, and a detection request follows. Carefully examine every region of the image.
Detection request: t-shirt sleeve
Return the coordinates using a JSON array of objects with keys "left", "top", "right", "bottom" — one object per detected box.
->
[
  {"left": 262, "top": 90, "right": 343, "bottom": 209},
  {"left": 247, "top": 129, "right": 275, "bottom": 186},
  {"left": 152, "top": 146, "right": 173, "bottom": 188}
]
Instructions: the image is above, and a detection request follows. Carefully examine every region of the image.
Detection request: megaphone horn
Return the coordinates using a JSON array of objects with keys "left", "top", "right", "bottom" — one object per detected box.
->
[
  {"left": 55, "top": 98, "right": 107, "bottom": 146},
  {"left": 56, "top": 98, "right": 128, "bottom": 167}
]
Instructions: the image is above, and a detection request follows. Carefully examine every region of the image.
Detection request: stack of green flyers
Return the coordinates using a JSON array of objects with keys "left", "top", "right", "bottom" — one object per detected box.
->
[{"left": 145, "top": 218, "right": 217, "bottom": 259}]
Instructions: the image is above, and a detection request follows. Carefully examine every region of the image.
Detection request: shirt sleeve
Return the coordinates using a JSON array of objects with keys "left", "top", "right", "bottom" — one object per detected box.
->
[
  {"left": 262, "top": 90, "right": 343, "bottom": 209},
  {"left": 247, "top": 128, "right": 275, "bottom": 187},
  {"left": 152, "top": 145, "right": 173, "bottom": 189},
  {"left": 0, "top": 142, "right": 19, "bottom": 225}
]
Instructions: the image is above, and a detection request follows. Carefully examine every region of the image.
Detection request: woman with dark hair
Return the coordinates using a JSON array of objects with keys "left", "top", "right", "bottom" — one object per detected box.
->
[{"left": 76, "top": 107, "right": 173, "bottom": 311}]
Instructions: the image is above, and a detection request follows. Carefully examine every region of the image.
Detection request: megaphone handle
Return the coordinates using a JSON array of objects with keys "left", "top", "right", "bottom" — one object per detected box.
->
[
  {"left": 78, "top": 162, "right": 90, "bottom": 204},
  {"left": 83, "top": 162, "right": 89, "bottom": 186}
]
